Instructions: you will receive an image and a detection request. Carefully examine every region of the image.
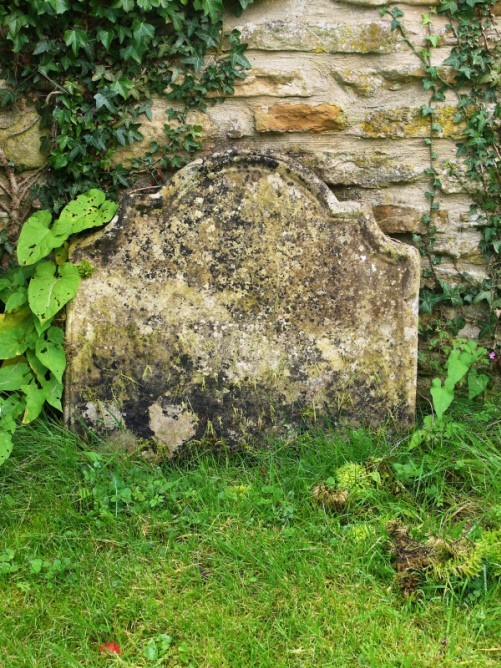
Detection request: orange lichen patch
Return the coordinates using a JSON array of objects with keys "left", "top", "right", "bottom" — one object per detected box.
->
[{"left": 255, "top": 103, "right": 348, "bottom": 133}]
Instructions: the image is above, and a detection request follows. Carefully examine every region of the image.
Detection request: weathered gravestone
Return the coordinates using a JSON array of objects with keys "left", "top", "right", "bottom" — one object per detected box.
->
[{"left": 65, "top": 151, "right": 420, "bottom": 455}]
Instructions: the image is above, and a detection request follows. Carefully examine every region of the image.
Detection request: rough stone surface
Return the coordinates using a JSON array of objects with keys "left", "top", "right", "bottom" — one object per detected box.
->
[
  {"left": 66, "top": 152, "right": 420, "bottom": 453},
  {"left": 230, "top": 20, "right": 399, "bottom": 54},
  {"left": 255, "top": 103, "right": 348, "bottom": 133},
  {"left": 0, "top": 110, "right": 45, "bottom": 169}
]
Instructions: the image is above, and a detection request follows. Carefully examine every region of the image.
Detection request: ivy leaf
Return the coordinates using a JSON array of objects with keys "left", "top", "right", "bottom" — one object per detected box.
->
[
  {"left": 110, "top": 77, "right": 133, "bottom": 99},
  {"left": 94, "top": 91, "right": 118, "bottom": 112},
  {"left": 97, "top": 29, "right": 114, "bottom": 49},
  {"left": 115, "top": 0, "right": 135, "bottom": 11},
  {"left": 28, "top": 262, "right": 81, "bottom": 324},
  {"left": 16, "top": 211, "right": 56, "bottom": 266},
  {"left": 64, "top": 29, "right": 89, "bottom": 56},
  {"left": 35, "top": 327, "right": 66, "bottom": 382},
  {"left": 47, "top": 0, "right": 70, "bottom": 12},
  {"left": 0, "top": 363, "right": 32, "bottom": 392},
  {"left": 0, "top": 309, "right": 35, "bottom": 359},
  {"left": 0, "top": 431, "right": 14, "bottom": 467},
  {"left": 196, "top": 0, "right": 223, "bottom": 23},
  {"left": 132, "top": 20, "right": 155, "bottom": 44}
]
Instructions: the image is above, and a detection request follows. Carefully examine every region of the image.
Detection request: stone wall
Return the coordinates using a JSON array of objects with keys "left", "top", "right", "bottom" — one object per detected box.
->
[{"left": 1, "top": 0, "right": 499, "bottom": 308}]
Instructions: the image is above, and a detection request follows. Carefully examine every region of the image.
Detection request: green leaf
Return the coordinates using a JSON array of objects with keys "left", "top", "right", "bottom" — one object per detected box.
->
[
  {"left": 4, "top": 288, "right": 28, "bottom": 312},
  {"left": 467, "top": 369, "right": 489, "bottom": 400},
  {"left": 132, "top": 20, "right": 155, "bottom": 43},
  {"left": 0, "top": 363, "right": 31, "bottom": 391},
  {"left": 16, "top": 211, "right": 57, "bottom": 266},
  {"left": 430, "top": 377, "right": 454, "bottom": 419},
  {"left": 64, "top": 29, "right": 89, "bottom": 56},
  {"left": 97, "top": 29, "right": 114, "bottom": 49},
  {"left": 0, "top": 309, "right": 35, "bottom": 360},
  {"left": 52, "top": 190, "right": 117, "bottom": 237},
  {"left": 28, "top": 262, "right": 81, "bottom": 324},
  {"left": 196, "top": 0, "right": 223, "bottom": 23},
  {"left": 47, "top": 0, "right": 70, "bottom": 12},
  {"left": 41, "top": 374, "right": 63, "bottom": 411},
  {"left": 0, "top": 431, "right": 14, "bottom": 467},
  {"left": 94, "top": 91, "right": 117, "bottom": 112},
  {"left": 35, "top": 327, "right": 66, "bottom": 382},
  {"left": 21, "top": 382, "right": 47, "bottom": 423},
  {"left": 446, "top": 348, "right": 471, "bottom": 385}
]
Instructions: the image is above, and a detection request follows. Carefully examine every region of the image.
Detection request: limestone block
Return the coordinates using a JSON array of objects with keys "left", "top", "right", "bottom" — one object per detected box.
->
[
  {"left": 358, "top": 106, "right": 464, "bottom": 139},
  {"left": 433, "top": 228, "right": 483, "bottom": 260},
  {"left": 0, "top": 110, "right": 45, "bottom": 169},
  {"left": 66, "top": 151, "right": 420, "bottom": 453},
  {"left": 373, "top": 205, "right": 448, "bottom": 235},
  {"left": 232, "top": 67, "right": 311, "bottom": 97},
  {"left": 228, "top": 20, "right": 400, "bottom": 54},
  {"left": 255, "top": 103, "right": 348, "bottom": 133}
]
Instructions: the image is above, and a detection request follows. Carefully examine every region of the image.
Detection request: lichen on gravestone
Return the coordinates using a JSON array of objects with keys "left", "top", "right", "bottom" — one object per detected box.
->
[{"left": 65, "top": 151, "right": 420, "bottom": 455}]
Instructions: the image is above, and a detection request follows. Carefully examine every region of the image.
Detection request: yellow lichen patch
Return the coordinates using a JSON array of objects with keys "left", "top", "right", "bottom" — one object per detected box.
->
[{"left": 361, "top": 106, "right": 465, "bottom": 139}]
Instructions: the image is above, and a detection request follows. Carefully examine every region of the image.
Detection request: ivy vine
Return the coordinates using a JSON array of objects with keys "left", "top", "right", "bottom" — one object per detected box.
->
[
  {"left": 382, "top": 0, "right": 500, "bottom": 345},
  {"left": 0, "top": 0, "right": 253, "bottom": 216}
]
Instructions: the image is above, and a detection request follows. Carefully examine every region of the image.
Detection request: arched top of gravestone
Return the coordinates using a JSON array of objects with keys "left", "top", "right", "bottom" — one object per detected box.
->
[
  {"left": 88, "top": 151, "right": 416, "bottom": 268},
  {"left": 66, "top": 151, "right": 420, "bottom": 455}
]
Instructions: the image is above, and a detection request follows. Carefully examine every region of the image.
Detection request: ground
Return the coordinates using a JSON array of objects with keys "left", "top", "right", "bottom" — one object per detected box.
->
[{"left": 0, "top": 400, "right": 499, "bottom": 667}]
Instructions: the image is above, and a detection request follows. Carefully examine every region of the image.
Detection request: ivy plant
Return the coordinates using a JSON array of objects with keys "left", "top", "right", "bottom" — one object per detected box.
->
[
  {"left": 381, "top": 0, "right": 500, "bottom": 344},
  {"left": 0, "top": 190, "right": 118, "bottom": 466},
  {"left": 0, "top": 0, "right": 253, "bottom": 210}
]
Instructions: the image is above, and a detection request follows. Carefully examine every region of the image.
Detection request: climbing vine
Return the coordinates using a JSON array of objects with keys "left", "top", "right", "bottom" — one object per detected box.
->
[
  {"left": 0, "top": 0, "right": 253, "bottom": 215},
  {"left": 382, "top": 0, "right": 500, "bottom": 345}
]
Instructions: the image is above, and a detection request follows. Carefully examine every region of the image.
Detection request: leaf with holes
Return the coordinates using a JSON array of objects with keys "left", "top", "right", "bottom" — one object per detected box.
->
[
  {"left": 16, "top": 211, "right": 58, "bottom": 266},
  {"left": 35, "top": 326, "right": 66, "bottom": 382},
  {"left": 0, "top": 363, "right": 32, "bottom": 392},
  {"left": 0, "top": 309, "right": 35, "bottom": 359},
  {"left": 52, "top": 190, "right": 117, "bottom": 237},
  {"left": 28, "top": 262, "right": 81, "bottom": 324},
  {"left": 21, "top": 382, "right": 47, "bottom": 423}
]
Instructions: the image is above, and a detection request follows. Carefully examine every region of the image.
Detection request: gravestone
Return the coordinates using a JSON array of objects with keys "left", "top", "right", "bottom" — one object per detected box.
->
[{"left": 65, "top": 151, "right": 420, "bottom": 454}]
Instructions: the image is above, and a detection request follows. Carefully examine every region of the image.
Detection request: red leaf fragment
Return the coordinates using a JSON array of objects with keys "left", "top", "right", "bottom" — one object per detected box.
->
[{"left": 98, "top": 641, "right": 121, "bottom": 655}]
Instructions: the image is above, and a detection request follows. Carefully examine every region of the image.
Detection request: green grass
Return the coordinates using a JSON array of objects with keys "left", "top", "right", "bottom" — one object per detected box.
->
[{"left": 0, "top": 402, "right": 500, "bottom": 667}]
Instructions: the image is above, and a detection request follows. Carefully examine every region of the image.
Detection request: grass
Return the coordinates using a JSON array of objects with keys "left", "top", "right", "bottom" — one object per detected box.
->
[{"left": 0, "top": 401, "right": 500, "bottom": 667}]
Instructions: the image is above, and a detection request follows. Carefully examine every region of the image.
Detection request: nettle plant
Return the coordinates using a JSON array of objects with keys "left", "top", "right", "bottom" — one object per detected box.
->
[
  {"left": 0, "top": 0, "right": 253, "bottom": 210},
  {"left": 0, "top": 190, "right": 117, "bottom": 465}
]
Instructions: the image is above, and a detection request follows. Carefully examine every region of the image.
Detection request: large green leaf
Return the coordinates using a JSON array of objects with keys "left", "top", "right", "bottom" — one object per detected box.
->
[
  {"left": 21, "top": 383, "right": 47, "bottom": 423},
  {"left": 16, "top": 211, "right": 57, "bottom": 266},
  {"left": 0, "top": 363, "right": 32, "bottom": 391},
  {"left": 28, "top": 262, "right": 81, "bottom": 324},
  {"left": 52, "top": 189, "right": 118, "bottom": 237},
  {"left": 430, "top": 377, "right": 454, "bottom": 419},
  {"left": 35, "top": 326, "right": 66, "bottom": 382},
  {"left": 467, "top": 369, "right": 489, "bottom": 400},
  {"left": 40, "top": 374, "right": 63, "bottom": 411},
  {"left": 446, "top": 348, "right": 471, "bottom": 386},
  {"left": 0, "top": 309, "right": 35, "bottom": 359}
]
